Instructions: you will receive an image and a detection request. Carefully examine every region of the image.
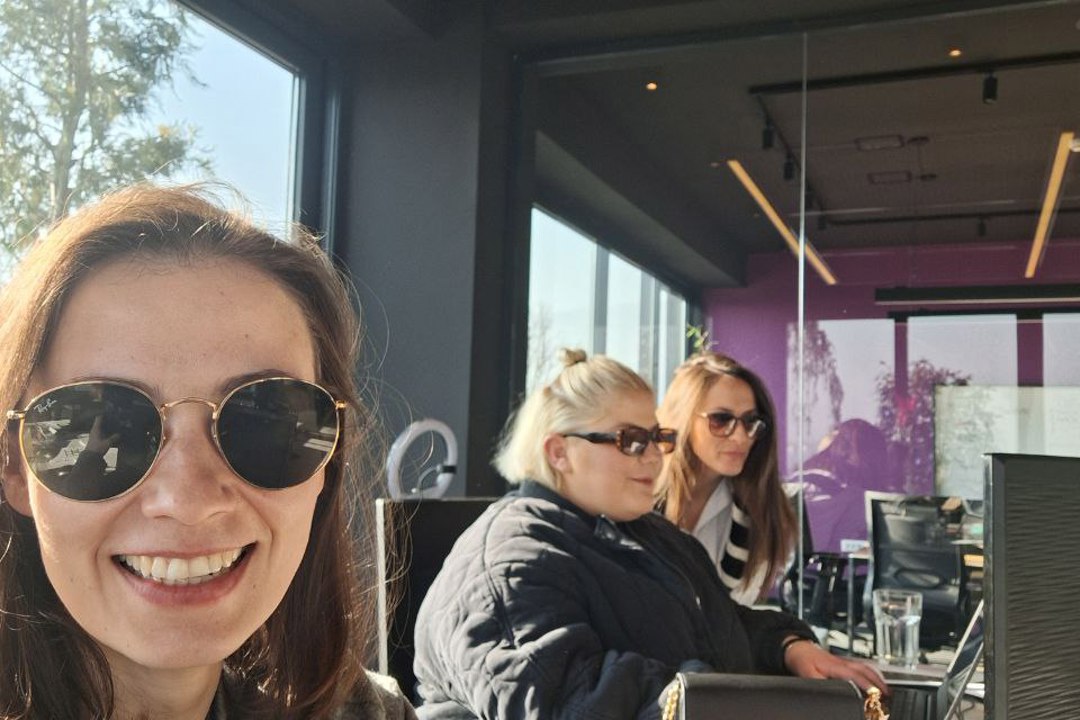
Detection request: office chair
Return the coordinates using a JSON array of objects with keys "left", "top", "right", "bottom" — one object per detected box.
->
[
  {"left": 864, "top": 492, "right": 971, "bottom": 652},
  {"left": 779, "top": 492, "right": 862, "bottom": 631},
  {"left": 375, "top": 497, "right": 497, "bottom": 703}
]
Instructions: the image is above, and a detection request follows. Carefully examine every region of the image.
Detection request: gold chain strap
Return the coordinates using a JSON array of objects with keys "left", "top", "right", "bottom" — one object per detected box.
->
[
  {"left": 864, "top": 686, "right": 889, "bottom": 720},
  {"left": 662, "top": 677, "right": 682, "bottom": 720}
]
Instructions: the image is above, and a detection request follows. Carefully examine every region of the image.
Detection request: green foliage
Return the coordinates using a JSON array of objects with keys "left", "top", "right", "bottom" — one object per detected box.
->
[
  {"left": 787, "top": 320, "right": 844, "bottom": 441},
  {"left": 800, "top": 320, "right": 843, "bottom": 427},
  {"left": 686, "top": 324, "right": 712, "bottom": 354},
  {"left": 876, "top": 358, "right": 974, "bottom": 493},
  {"left": 0, "top": 0, "right": 209, "bottom": 261}
]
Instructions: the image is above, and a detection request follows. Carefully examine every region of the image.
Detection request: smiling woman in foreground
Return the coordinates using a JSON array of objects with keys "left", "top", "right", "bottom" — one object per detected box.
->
[
  {"left": 412, "top": 349, "right": 884, "bottom": 719},
  {"left": 0, "top": 184, "right": 415, "bottom": 719}
]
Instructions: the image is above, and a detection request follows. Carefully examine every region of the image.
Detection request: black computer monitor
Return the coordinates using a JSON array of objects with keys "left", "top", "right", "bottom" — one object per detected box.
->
[{"left": 984, "top": 454, "right": 1080, "bottom": 719}]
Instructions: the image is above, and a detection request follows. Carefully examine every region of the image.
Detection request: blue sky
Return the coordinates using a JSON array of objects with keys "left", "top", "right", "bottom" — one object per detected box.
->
[{"left": 150, "top": 6, "right": 295, "bottom": 232}]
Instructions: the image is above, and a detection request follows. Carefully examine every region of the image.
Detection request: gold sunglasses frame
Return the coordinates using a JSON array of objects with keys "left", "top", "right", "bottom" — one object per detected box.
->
[{"left": 6, "top": 376, "right": 347, "bottom": 502}]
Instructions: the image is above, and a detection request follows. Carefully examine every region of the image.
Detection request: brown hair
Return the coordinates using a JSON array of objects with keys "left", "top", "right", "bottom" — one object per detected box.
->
[
  {"left": 494, "top": 348, "right": 653, "bottom": 489},
  {"left": 0, "top": 184, "right": 379, "bottom": 718},
  {"left": 656, "top": 351, "right": 796, "bottom": 597}
]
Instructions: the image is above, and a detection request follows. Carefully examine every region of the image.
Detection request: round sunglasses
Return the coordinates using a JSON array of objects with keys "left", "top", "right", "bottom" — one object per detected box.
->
[
  {"left": 6, "top": 377, "right": 345, "bottom": 502},
  {"left": 698, "top": 410, "right": 768, "bottom": 439},
  {"left": 562, "top": 425, "right": 677, "bottom": 457}
]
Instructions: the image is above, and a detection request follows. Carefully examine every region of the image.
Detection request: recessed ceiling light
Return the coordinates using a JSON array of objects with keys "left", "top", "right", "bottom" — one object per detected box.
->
[
  {"left": 855, "top": 135, "right": 905, "bottom": 151},
  {"left": 645, "top": 81, "right": 658, "bottom": 91},
  {"left": 948, "top": 48, "right": 963, "bottom": 58},
  {"left": 868, "top": 170, "right": 913, "bottom": 185}
]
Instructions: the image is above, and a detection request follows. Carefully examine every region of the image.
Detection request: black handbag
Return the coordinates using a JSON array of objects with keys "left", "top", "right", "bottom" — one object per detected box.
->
[{"left": 661, "top": 672, "right": 870, "bottom": 720}]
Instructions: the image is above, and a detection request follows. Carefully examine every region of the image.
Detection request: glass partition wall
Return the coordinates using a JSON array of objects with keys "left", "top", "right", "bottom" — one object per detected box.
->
[
  {"left": 791, "top": 3, "right": 1079, "bottom": 647},
  {"left": 522, "top": 1, "right": 1080, "bottom": 635},
  {"left": 528, "top": 31, "right": 812, "bottom": 609},
  {"left": 791, "top": 3, "right": 1080, "bottom": 557}
]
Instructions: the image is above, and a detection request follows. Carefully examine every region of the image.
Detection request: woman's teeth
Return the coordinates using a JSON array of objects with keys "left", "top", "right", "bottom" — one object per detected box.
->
[{"left": 118, "top": 548, "right": 244, "bottom": 585}]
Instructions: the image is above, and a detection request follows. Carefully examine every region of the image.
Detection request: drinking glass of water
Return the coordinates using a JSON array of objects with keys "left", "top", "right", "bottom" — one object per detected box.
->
[{"left": 872, "top": 588, "right": 922, "bottom": 668}]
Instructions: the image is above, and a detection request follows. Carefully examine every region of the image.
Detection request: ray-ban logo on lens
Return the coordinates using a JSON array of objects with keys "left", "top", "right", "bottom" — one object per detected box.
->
[{"left": 34, "top": 398, "right": 57, "bottom": 414}]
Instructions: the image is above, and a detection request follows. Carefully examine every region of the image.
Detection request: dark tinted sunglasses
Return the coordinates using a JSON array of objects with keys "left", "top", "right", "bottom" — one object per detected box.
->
[
  {"left": 698, "top": 410, "right": 768, "bottom": 439},
  {"left": 563, "top": 426, "right": 677, "bottom": 457},
  {"left": 7, "top": 377, "right": 345, "bottom": 502}
]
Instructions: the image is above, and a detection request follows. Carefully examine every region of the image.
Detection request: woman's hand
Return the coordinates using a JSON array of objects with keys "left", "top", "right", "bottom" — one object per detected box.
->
[
  {"left": 783, "top": 638, "right": 889, "bottom": 693},
  {"left": 85, "top": 416, "right": 120, "bottom": 454}
]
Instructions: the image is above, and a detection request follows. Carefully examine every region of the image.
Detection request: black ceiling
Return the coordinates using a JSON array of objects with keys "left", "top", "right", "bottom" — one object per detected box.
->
[{"left": 288, "top": 0, "right": 1080, "bottom": 288}]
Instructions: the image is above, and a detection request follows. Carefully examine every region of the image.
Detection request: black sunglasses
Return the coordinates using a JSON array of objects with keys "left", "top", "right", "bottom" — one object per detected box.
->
[
  {"left": 698, "top": 410, "right": 768, "bottom": 439},
  {"left": 7, "top": 377, "right": 345, "bottom": 502},
  {"left": 563, "top": 426, "right": 677, "bottom": 457}
]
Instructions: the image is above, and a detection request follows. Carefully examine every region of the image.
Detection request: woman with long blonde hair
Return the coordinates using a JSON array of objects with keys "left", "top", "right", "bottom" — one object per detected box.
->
[{"left": 658, "top": 351, "right": 797, "bottom": 605}]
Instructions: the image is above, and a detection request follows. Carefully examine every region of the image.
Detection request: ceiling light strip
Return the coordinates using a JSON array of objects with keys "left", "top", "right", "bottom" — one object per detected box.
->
[
  {"left": 1025, "top": 130, "right": 1074, "bottom": 279},
  {"left": 727, "top": 160, "right": 837, "bottom": 285},
  {"left": 875, "top": 284, "right": 1080, "bottom": 306}
]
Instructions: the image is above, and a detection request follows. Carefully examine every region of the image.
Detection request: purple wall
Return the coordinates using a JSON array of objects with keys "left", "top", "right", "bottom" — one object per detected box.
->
[
  {"left": 704, "top": 237, "right": 1080, "bottom": 475},
  {"left": 703, "top": 237, "right": 1080, "bottom": 548}
]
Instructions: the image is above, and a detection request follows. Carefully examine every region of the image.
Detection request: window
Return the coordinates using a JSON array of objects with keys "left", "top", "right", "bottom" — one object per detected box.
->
[
  {"left": 527, "top": 207, "right": 688, "bottom": 395},
  {"left": 786, "top": 318, "right": 894, "bottom": 472},
  {"left": 156, "top": 5, "right": 298, "bottom": 232},
  {"left": 0, "top": 0, "right": 302, "bottom": 276},
  {"left": 1043, "top": 313, "right": 1080, "bottom": 385}
]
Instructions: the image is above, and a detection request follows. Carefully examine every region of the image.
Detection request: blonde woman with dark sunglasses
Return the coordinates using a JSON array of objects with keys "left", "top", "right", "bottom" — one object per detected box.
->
[
  {"left": 0, "top": 184, "right": 415, "bottom": 719},
  {"left": 657, "top": 352, "right": 799, "bottom": 606},
  {"left": 412, "top": 349, "right": 884, "bottom": 719}
]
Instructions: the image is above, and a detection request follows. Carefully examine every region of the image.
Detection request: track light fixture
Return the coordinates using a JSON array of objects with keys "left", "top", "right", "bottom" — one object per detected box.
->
[
  {"left": 977, "top": 217, "right": 987, "bottom": 237},
  {"left": 783, "top": 154, "right": 796, "bottom": 181},
  {"left": 762, "top": 120, "right": 775, "bottom": 150},
  {"left": 982, "top": 72, "right": 998, "bottom": 104}
]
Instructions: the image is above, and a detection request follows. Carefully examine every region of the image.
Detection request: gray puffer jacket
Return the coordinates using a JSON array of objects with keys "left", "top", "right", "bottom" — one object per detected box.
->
[{"left": 413, "top": 481, "right": 814, "bottom": 719}]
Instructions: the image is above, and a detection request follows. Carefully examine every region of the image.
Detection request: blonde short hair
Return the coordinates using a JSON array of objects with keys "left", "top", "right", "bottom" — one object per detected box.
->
[{"left": 494, "top": 349, "right": 653, "bottom": 489}]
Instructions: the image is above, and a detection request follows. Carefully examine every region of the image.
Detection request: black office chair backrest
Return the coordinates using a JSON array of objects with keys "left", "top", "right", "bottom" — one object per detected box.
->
[
  {"left": 863, "top": 492, "right": 972, "bottom": 650},
  {"left": 375, "top": 497, "right": 497, "bottom": 702}
]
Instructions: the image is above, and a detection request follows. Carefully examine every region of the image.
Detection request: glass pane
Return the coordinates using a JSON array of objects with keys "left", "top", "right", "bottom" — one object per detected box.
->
[
  {"left": 528, "top": 208, "right": 688, "bottom": 392},
  {"left": 605, "top": 251, "right": 644, "bottom": 368},
  {"left": 1044, "top": 313, "right": 1080, "bottom": 385},
  {"left": 785, "top": 319, "right": 894, "bottom": 553},
  {"left": 527, "top": 208, "right": 597, "bottom": 390},
  {"left": 532, "top": 27, "right": 802, "bottom": 608},
  {"left": 908, "top": 315, "right": 1017, "bottom": 385},
  {"left": 154, "top": 8, "right": 298, "bottom": 232},
  {"left": 655, "top": 284, "right": 687, "bottom": 399},
  {"left": 792, "top": 2, "right": 1080, "bottom": 647},
  {"left": 907, "top": 314, "right": 1016, "bottom": 497}
]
